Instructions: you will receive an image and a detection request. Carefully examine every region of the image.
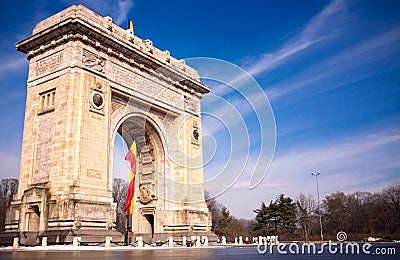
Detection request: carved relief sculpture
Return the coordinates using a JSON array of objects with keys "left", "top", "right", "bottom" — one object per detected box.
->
[{"left": 83, "top": 50, "right": 105, "bottom": 73}]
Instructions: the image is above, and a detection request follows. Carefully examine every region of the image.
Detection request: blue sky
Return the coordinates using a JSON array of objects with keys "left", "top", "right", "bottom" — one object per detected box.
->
[{"left": 1, "top": 0, "right": 399, "bottom": 219}]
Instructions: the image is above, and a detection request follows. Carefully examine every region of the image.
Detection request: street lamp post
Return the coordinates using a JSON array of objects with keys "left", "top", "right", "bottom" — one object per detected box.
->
[{"left": 311, "top": 171, "right": 324, "bottom": 242}]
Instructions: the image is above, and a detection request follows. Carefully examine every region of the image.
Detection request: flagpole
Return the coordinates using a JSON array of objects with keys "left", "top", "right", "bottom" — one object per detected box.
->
[
  {"left": 125, "top": 138, "right": 137, "bottom": 246},
  {"left": 125, "top": 215, "right": 129, "bottom": 245}
]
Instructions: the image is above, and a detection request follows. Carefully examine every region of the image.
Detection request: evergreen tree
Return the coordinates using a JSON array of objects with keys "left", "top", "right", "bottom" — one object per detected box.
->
[
  {"left": 275, "top": 194, "right": 297, "bottom": 233},
  {"left": 253, "top": 202, "right": 269, "bottom": 235},
  {"left": 253, "top": 194, "right": 297, "bottom": 236}
]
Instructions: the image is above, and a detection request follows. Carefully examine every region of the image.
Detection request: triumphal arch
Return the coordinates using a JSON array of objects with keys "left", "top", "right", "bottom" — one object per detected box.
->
[{"left": 5, "top": 5, "right": 213, "bottom": 245}]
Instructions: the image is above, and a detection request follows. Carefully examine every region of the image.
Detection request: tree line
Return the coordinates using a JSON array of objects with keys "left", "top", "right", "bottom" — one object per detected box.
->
[
  {"left": 207, "top": 183, "right": 400, "bottom": 242},
  {"left": 0, "top": 178, "right": 398, "bottom": 242}
]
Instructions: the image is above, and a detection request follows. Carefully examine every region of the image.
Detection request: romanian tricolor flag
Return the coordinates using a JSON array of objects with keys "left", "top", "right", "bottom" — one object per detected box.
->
[
  {"left": 128, "top": 19, "right": 135, "bottom": 33},
  {"left": 124, "top": 138, "right": 137, "bottom": 215}
]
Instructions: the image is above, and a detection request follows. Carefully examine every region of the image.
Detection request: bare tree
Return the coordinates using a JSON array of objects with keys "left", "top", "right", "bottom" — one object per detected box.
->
[
  {"left": 296, "top": 194, "right": 316, "bottom": 241},
  {"left": 205, "top": 191, "right": 223, "bottom": 234},
  {"left": 369, "top": 183, "right": 400, "bottom": 237},
  {"left": 112, "top": 178, "right": 128, "bottom": 233},
  {"left": 0, "top": 178, "right": 18, "bottom": 231}
]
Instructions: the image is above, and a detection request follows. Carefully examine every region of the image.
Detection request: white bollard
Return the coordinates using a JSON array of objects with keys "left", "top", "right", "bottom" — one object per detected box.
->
[
  {"left": 13, "top": 237, "right": 19, "bottom": 249},
  {"left": 221, "top": 236, "right": 226, "bottom": 245},
  {"left": 239, "top": 236, "right": 243, "bottom": 245},
  {"left": 195, "top": 236, "right": 201, "bottom": 247},
  {"left": 73, "top": 237, "right": 80, "bottom": 246},
  {"left": 235, "top": 237, "right": 238, "bottom": 245},
  {"left": 42, "top": 237, "right": 47, "bottom": 247},
  {"left": 182, "top": 236, "right": 187, "bottom": 247},
  {"left": 202, "top": 236, "right": 209, "bottom": 247},
  {"left": 105, "top": 236, "right": 111, "bottom": 247},
  {"left": 168, "top": 236, "right": 174, "bottom": 247},
  {"left": 137, "top": 236, "right": 143, "bottom": 247},
  {"left": 271, "top": 236, "right": 276, "bottom": 245},
  {"left": 191, "top": 235, "right": 196, "bottom": 247},
  {"left": 258, "top": 236, "right": 263, "bottom": 245}
]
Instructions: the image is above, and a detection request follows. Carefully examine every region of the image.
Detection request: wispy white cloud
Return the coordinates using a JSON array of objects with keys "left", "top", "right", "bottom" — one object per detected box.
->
[
  {"left": 267, "top": 25, "right": 400, "bottom": 102},
  {"left": 64, "top": 0, "right": 134, "bottom": 25},
  {"left": 115, "top": 0, "right": 135, "bottom": 24},
  {"left": 0, "top": 55, "right": 27, "bottom": 78},
  {"left": 76, "top": 0, "right": 135, "bottom": 25},
  {"left": 244, "top": 0, "right": 347, "bottom": 77}
]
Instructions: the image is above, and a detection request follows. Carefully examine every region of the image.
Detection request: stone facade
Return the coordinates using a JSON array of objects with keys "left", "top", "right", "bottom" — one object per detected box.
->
[{"left": 5, "top": 5, "right": 213, "bottom": 245}]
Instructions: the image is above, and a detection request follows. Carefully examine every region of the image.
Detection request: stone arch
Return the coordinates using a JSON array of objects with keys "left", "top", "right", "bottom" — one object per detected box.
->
[
  {"left": 9, "top": 5, "right": 214, "bottom": 245},
  {"left": 109, "top": 111, "right": 168, "bottom": 241},
  {"left": 109, "top": 110, "right": 166, "bottom": 200}
]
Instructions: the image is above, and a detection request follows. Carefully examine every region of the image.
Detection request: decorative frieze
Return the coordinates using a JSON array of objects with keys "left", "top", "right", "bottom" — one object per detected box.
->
[
  {"left": 110, "top": 63, "right": 134, "bottom": 85},
  {"left": 36, "top": 52, "right": 63, "bottom": 77},
  {"left": 109, "top": 63, "right": 181, "bottom": 105}
]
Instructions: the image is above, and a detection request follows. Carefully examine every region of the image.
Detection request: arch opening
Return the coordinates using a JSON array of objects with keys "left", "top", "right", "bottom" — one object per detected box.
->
[{"left": 111, "top": 114, "right": 165, "bottom": 242}]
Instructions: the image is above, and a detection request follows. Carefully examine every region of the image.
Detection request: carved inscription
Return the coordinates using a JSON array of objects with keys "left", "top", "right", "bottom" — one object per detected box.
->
[
  {"left": 110, "top": 63, "right": 180, "bottom": 105},
  {"left": 87, "top": 169, "right": 102, "bottom": 178},
  {"left": 36, "top": 52, "right": 62, "bottom": 77},
  {"left": 111, "top": 64, "right": 135, "bottom": 85},
  {"left": 136, "top": 78, "right": 180, "bottom": 105}
]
